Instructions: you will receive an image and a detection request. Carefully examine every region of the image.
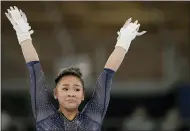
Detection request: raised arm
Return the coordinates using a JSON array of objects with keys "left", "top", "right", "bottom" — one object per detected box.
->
[
  {"left": 104, "top": 46, "right": 126, "bottom": 72},
  {"left": 20, "top": 39, "right": 39, "bottom": 63},
  {"left": 105, "top": 18, "right": 146, "bottom": 71},
  {"left": 82, "top": 18, "right": 146, "bottom": 124},
  {"left": 5, "top": 6, "right": 56, "bottom": 122},
  {"left": 5, "top": 6, "right": 39, "bottom": 63}
]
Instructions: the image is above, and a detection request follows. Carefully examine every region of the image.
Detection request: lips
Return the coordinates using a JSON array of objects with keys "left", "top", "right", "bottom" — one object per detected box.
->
[{"left": 67, "top": 99, "right": 76, "bottom": 103}]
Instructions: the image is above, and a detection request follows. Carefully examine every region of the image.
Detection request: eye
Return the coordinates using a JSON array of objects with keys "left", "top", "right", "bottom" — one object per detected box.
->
[
  {"left": 75, "top": 88, "right": 80, "bottom": 92},
  {"left": 62, "top": 88, "right": 68, "bottom": 91}
]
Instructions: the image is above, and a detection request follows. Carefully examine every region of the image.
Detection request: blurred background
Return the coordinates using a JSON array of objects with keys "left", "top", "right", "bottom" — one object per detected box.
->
[{"left": 1, "top": 1, "right": 190, "bottom": 131}]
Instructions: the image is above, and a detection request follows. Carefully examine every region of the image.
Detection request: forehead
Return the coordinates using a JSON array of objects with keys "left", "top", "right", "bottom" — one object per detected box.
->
[{"left": 58, "top": 75, "right": 82, "bottom": 85}]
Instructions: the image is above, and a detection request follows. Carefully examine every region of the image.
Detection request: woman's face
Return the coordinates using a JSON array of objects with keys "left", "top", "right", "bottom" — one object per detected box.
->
[{"left": 54, "top": 75, "right": 84, "bottom": 110}]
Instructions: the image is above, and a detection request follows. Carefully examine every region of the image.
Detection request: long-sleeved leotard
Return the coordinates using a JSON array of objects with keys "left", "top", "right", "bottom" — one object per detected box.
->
[{"left": 27, "top": 61, "right": 115, "bottom": 131}]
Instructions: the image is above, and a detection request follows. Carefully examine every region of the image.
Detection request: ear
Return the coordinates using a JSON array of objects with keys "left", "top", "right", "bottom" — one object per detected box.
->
[
  {"left": 82, "top": 96, "right": 84, "bottom": 101},
  {"left": 53, "top": 88, "right": 57, "bottom": 99}
]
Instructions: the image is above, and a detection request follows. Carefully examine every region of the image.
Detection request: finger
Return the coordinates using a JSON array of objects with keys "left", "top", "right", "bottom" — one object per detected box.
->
[
  {"left": 5, "top": 12, "right": 9, "bottom": 17},
  {"left": 134, "top": 20, "right": 138, "bottom": 24},
  {"left": 21, "top": 11, "right": 27, "bottom": 22},
  {"left": 8, "top": 13, "right": 17, "bottom": 25},
  {"left": 136, "top": 24, "right": 140, "bottom": 31},
  {"left": 29, "top": 30, "right": 34, "bottom": 35},
  {"left": 10, "top": 6, "right": 14, "bottom": 11},
  {"left": 5, "top": 12, "right": 16, "bottom": 25},
  {"left": 7, "top": 12, "right": 13, "bottom": 20},
  {"left": 117, "top": 35, "right": 120, "bottom": 40},
  {"left": 5, "top": 12, "right": 11, "bottom": 21},
  {"left": 5, "top": 12, "right": 12, "bottom": 21},
  {"left": 14, "top": 6, "right": 18, "bottom": 10},
  {"left": 19, "top": 9, "right": 22, "bottom": 14},
  {"left": 20, "top": 9, "right": 24, "bottom": 17},
  {"left": 21, "top": 11, "right": 26, "bottom": 17},
  {"left": 136, "top": 31, "right": 147, "bottom": 36},
  {"left": 7, "top": 9, "right": 11, "bottom": 13},
  {"left": 123, "top": 17, "right": 132, "bottom": 28}
]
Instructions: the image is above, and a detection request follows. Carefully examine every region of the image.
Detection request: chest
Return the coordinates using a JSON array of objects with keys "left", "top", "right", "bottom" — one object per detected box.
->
[{"left": 37, "top": 114, "right": 101, "bottom": 131}]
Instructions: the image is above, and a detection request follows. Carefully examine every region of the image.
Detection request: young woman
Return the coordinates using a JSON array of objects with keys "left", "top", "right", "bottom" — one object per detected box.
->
[{"left": 5, "top": 6, "right": 146, "bottom": 131}]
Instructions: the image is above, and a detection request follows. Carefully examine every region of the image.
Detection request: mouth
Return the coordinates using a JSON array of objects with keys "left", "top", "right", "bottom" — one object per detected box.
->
[{"left": 67, "top": 99, "right": 76, "bottom": 103}]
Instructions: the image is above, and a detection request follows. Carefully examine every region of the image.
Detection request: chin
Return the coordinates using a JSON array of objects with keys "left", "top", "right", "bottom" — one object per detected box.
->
[{"left": 65, "top": 104, "right": 78, "bottom": 110}]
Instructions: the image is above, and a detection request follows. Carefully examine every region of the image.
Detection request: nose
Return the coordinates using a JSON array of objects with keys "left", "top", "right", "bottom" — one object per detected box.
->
[
  {"left": 67, "top": 90, "right": 75, "bottom": 97},
  {"left": 68, "top": 94, "right": 75, "bottom": 97}
]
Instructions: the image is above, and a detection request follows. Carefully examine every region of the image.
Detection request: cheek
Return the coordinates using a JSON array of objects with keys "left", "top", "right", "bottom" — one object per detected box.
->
[
  {"left": 57, "top": 93, "right": 67, "bottom": 105},
  {"left": 76, "top": 92, "right": 84, "bottom": 100},
  {"left": 56, "top": 91, "right": 67, "bottom": 98}
]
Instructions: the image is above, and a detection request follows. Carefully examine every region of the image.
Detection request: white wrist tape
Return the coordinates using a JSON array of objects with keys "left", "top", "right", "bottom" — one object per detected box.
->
[
  {"left": 115, "top": 27, "right": 135, "bottom": 52},
  {"left": 115, "top": 37, "right": 132, "bottom": 52},
  {"left": 16, "top": 32, "right": 32, "bottom": 44},
  {"left": 13, "top": 19, "right": 32, "bottom": 44}
]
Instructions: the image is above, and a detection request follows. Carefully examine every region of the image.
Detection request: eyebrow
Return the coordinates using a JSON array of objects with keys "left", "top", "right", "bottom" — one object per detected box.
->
[
  {"left": 61, "top": 84, "right": 69, "bottom": 86},
  {"left": 61, "top": 84, "right": 81, "bottom": 87},
  {"left": 74, "top": 84, "right": 81, "bottom": 87}
]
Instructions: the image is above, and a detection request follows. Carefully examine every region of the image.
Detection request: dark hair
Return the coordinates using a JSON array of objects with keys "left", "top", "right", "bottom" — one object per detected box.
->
[{"left": 55, "top": 67, "right": 84, "bottom": 89}]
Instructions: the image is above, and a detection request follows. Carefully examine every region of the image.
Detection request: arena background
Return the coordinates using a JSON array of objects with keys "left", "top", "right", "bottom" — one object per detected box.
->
[{"left": 1, "top": 1, "right": 190, "bottom": 131}]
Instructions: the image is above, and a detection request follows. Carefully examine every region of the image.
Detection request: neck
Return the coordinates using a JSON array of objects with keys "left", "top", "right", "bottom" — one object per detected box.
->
[{"left": 59, "top": 106, "right": 78, "bottom": 121}]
